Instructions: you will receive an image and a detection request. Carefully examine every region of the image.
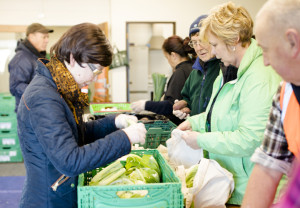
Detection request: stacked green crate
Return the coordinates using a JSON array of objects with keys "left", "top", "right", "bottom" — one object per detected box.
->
[{"left": 0, "top": 93, "right": 23, "bottom": 162}]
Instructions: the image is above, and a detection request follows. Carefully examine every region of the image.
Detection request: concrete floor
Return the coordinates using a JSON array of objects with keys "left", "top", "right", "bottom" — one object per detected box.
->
[{"left": 0, "top": 162, "right": 25, "bottom": 176}]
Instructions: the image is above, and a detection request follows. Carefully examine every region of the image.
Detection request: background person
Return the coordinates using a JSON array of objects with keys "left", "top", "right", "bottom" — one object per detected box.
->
[
  {"left": 131, "top": 35, "right": 194, "bottom": 125},
  {"left": 177, "top": 2, "right": 281, "bottom": 205},
  {"left": 172, "top": 15, "right": 221, "bottom": 119},
  {"left": 242, "top": 0, "right": 300, "bottom": 207},
  {"left": 9, "top": 23, "right": 53, "bottom": 112},
  {"left": 17, "top": 23, "right": 146, "bottom": 208}
]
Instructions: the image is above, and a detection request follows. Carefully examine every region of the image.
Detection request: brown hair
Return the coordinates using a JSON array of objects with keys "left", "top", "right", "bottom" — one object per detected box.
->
[
  {"left": 200, "top": 1, "right": 253, "bottom": 47},
  {"left": 162, "top": 35, "right": 195, "bottom": 58},
  {"left": 50, "top": 23, "right": 113, "bottom": 67}
]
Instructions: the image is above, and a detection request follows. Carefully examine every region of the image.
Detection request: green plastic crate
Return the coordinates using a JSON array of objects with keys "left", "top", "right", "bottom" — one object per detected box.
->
[
  {"left": 77, "top": 149, "right": 183, "bottom": 208},
  {"left": 0, "top": 146, "right": 23, "bottom": 163},
  {"left": 90, "top": 103, "right": 132, "bottom": 115},
  {"left": 142, "top": 120, "right": 177, "bottom": 149},
  {"left": 0, "top": 130, "right": 19, "bottom": 148},
  {"left": 0, "top": 114, "right": 17, "bottom": 131},
  {"left": 0, "top": 93, "right": 15, "bottom": 113}
]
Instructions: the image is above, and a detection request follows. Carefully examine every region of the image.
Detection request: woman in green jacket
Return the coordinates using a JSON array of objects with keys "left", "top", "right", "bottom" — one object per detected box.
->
[{"left": 177, "top": 2, "right": 281, "bottom": 205}]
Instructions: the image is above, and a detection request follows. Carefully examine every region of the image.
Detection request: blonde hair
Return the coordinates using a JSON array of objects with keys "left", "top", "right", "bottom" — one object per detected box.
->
[{"left": 200, "top": 2, "right": 253, "bottom": 47}]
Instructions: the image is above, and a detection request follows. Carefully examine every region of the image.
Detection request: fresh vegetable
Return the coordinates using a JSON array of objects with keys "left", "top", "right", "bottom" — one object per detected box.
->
[
  {"left": 141, "top": 154, "right": 161, "bottom": 177},
  {"left": 90, "top": 160, "right": 124, "bottom": 184},
  {"left": 140, "top": 168, "right": 160, "bottom": 183},
  {"left": 152, "top": 73, "right": 167, "bottom": 101},
  {"left": 185, "top": 164, "right": 199, "bottom": 188},
  {"left": 128, "top": 168, "right": 146, "bottom": 183},
  {"left": 89, "top": 153, "right": 162, "bottom": 199},
  {"left": 125, "top": 154, "right": 144, "bottom": 170},
  {"left": 97, "top": 168, "right": 126, "bottom": 186},
  {"left": 125, "top": 154, "right": 161, "bottom": 177}
]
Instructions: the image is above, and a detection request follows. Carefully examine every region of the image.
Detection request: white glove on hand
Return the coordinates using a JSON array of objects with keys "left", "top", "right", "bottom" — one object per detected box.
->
[
  {"left": 173, "top": 110, "right": 189, "bottom": 120},
  {"left": 115, "top": 114, "right": 138, "bottom": 129},
  {"left": 122, "top": 123, "right": 147, "bottom": 145},
  {"left": 181, "top": 131, "right": 201, "bottom": 150},
  {"left": 131, "top": 100, "right": 147, "bottom": 113}
]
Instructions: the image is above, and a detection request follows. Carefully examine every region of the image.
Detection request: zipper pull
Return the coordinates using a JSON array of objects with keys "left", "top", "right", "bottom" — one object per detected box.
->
[
  {"left": 51, "top": 181, "right": 59, "bottom": 192},
  {"left": 51, "top": 174, "right": 70, "bottom": 192}
]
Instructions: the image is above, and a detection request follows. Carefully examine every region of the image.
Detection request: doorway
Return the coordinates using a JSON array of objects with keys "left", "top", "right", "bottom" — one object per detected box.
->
[{"left": 126, "top": 22, "right": 176, "bottom": 102}]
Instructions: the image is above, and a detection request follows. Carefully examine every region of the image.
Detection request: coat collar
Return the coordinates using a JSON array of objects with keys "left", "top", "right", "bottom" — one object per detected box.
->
[{"left": 237, "top": 38, "right": 262, "bottom": 79}]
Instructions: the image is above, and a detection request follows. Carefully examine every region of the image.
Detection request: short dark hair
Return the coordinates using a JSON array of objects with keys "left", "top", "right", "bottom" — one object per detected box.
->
[{"left": 50, "top": 23, "right": 113, "bottom": 67}]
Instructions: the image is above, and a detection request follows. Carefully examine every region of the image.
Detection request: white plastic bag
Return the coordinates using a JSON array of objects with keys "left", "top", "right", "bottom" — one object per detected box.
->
[
  {"left": 166, "top": 129, "right": 203, "bottom": 168},
  {"left": 186, "top": 158, "right": 234, "bottom": 208}
]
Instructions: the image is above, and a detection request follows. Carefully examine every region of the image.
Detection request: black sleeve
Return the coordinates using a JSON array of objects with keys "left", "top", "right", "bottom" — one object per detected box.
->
[
  {"left": 145, "top": 100, "right": 173, "bottom": 115},
  {"left": 164, "top": 68, "right": 189, "bottom": 103}
]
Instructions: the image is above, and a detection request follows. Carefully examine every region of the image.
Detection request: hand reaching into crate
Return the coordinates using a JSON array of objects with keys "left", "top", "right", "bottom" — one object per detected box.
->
[
  {"left": 122, "top": 123, "right": 146, "bottom": 145},
  {"left": 115, "top": 114, "right": 138, "bottom": 129}
]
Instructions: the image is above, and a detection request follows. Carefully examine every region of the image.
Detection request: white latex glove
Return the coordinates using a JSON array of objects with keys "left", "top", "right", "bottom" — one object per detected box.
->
[
  {"left": 122, "top": 123, "right": 147, "bottom": 145},
  {"left": 181, "top": 131, "right": 201, "bottom": 150},
  {"left": 131, "top": 100, "right": 147, "bottom": 113},
  {"left": 173, "top": 110, "right": 190, "bottom": 120},
  {"left": 115, "top": 114, "right": 138, "bottom": 129}
]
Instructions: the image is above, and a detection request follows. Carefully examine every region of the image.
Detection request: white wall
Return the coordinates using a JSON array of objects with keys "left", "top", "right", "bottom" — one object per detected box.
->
[
  {"left": 0, "top": 0, "right": 267, "bottom": 95},
  {"left": 0, "top": 0, "right": 267, "bottom": 50}
]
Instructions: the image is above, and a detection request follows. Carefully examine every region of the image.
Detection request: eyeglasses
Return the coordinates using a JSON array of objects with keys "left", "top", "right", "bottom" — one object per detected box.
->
[
  {"left": 188, "top": 40, "right": 202, "bottom": 48},
  {"left": 87, "top": 63, "right": 103, "bottom": 75}
]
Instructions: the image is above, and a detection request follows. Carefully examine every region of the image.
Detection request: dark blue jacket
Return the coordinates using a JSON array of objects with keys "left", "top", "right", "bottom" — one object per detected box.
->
[
  {"left": 9, "top": 40, "right": 38, "bottom": 112},
  {"left": 17, "top": 60, "right": 131, "bottom": 208}
]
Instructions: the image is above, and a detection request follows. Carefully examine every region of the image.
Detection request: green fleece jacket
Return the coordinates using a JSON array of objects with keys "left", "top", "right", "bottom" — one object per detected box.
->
[
  {"left": 181, "top": 57, "right": 221, "bottom": 116},
  {"left": 187, "top": 39, "right": 282, "bottom": 205}
]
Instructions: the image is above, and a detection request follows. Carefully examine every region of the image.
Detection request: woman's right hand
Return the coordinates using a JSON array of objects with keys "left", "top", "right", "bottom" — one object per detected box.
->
[
  {"left": 122, "top": 123, "right": 146, "bottom": 145},
  {"left": 176, "top": 120, "right": 192, "bottom": 131}
]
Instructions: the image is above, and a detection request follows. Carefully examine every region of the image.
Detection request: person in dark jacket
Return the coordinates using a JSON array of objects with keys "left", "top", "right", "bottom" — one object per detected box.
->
[
  {"left": 130, "top": 35, "right": 194, "bottom": 125},
  {"left": 173, "top": 15, "right": 221, "bottom": 119},
  {"left": 8, "top": 23, "right": 54, "bottom": 112},
  {"left": 17, "top": 23, "right": 147, "bottom": 208}
]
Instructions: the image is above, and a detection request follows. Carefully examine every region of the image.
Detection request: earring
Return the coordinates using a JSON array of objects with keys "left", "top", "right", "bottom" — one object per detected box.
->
[{"left": 232, "top": 46, "right": 236, "bottom": 51}]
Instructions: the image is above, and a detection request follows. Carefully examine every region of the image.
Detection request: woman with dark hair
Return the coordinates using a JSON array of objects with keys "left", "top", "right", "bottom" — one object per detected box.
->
[
  {"left": 131, "top": 35, "right": 194, "bottom": 125},
  {"left": 17, "top": 23, "right": 146, "bottom": 208}
]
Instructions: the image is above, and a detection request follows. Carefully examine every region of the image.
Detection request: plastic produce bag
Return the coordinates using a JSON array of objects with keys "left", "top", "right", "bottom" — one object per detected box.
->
[
  {"left": 152, "top": 73, "right": 167, "bottom": 101},
  {"left": 166, "top": 129, "right": 203, "bottom": 168},
  {"left": 185, "top": 158, "right": 234, "bottom": 208}
]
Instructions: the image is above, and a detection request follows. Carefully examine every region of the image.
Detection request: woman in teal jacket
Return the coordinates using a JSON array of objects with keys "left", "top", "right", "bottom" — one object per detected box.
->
[{"left": 177, "top": 2, "right": 281, "bottom": 205}]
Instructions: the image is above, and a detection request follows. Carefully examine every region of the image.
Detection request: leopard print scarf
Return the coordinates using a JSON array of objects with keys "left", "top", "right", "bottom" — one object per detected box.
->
[{"left": 46, "top": 57, "right": 89, "bottom": 125}]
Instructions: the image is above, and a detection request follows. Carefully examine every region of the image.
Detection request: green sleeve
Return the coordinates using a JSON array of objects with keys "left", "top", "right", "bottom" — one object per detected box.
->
[
  {"left": 181, "top": 74, "right": 191, "bottom": 107},
  {"left": 195, "top": 79, "right": 280, "bottom": 157},
  {"left": 187, "top": 113, "right": 207, "bottom": 133}
]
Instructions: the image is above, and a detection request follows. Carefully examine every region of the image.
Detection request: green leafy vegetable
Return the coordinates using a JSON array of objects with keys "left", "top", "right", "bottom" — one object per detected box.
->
[
  {"left": 152, "top": 73, "right": 167, "bottom": 101},
  {"left": 140, "top": 168, "right": 160, "bottom": 183},
  {"left": 125, "top": 154, "right": 143, "bottom": 170},
  {"left": 141, "top": 154, "right": 161, "bottom": 177},
  {"left": 88, "top": 153, "right": 162, "bottom": 199},
  {"left": 97, "top": 168, "right": 126, "bottom": 186},
  {"left": 90, "top": 160, "right": 124, "bottom": 184},
  {"left": 129, "top": 168, "right": 146, "bottom": 183},
  {"left": 186, "top": 164, "right": 198, "bottom": 188}
]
